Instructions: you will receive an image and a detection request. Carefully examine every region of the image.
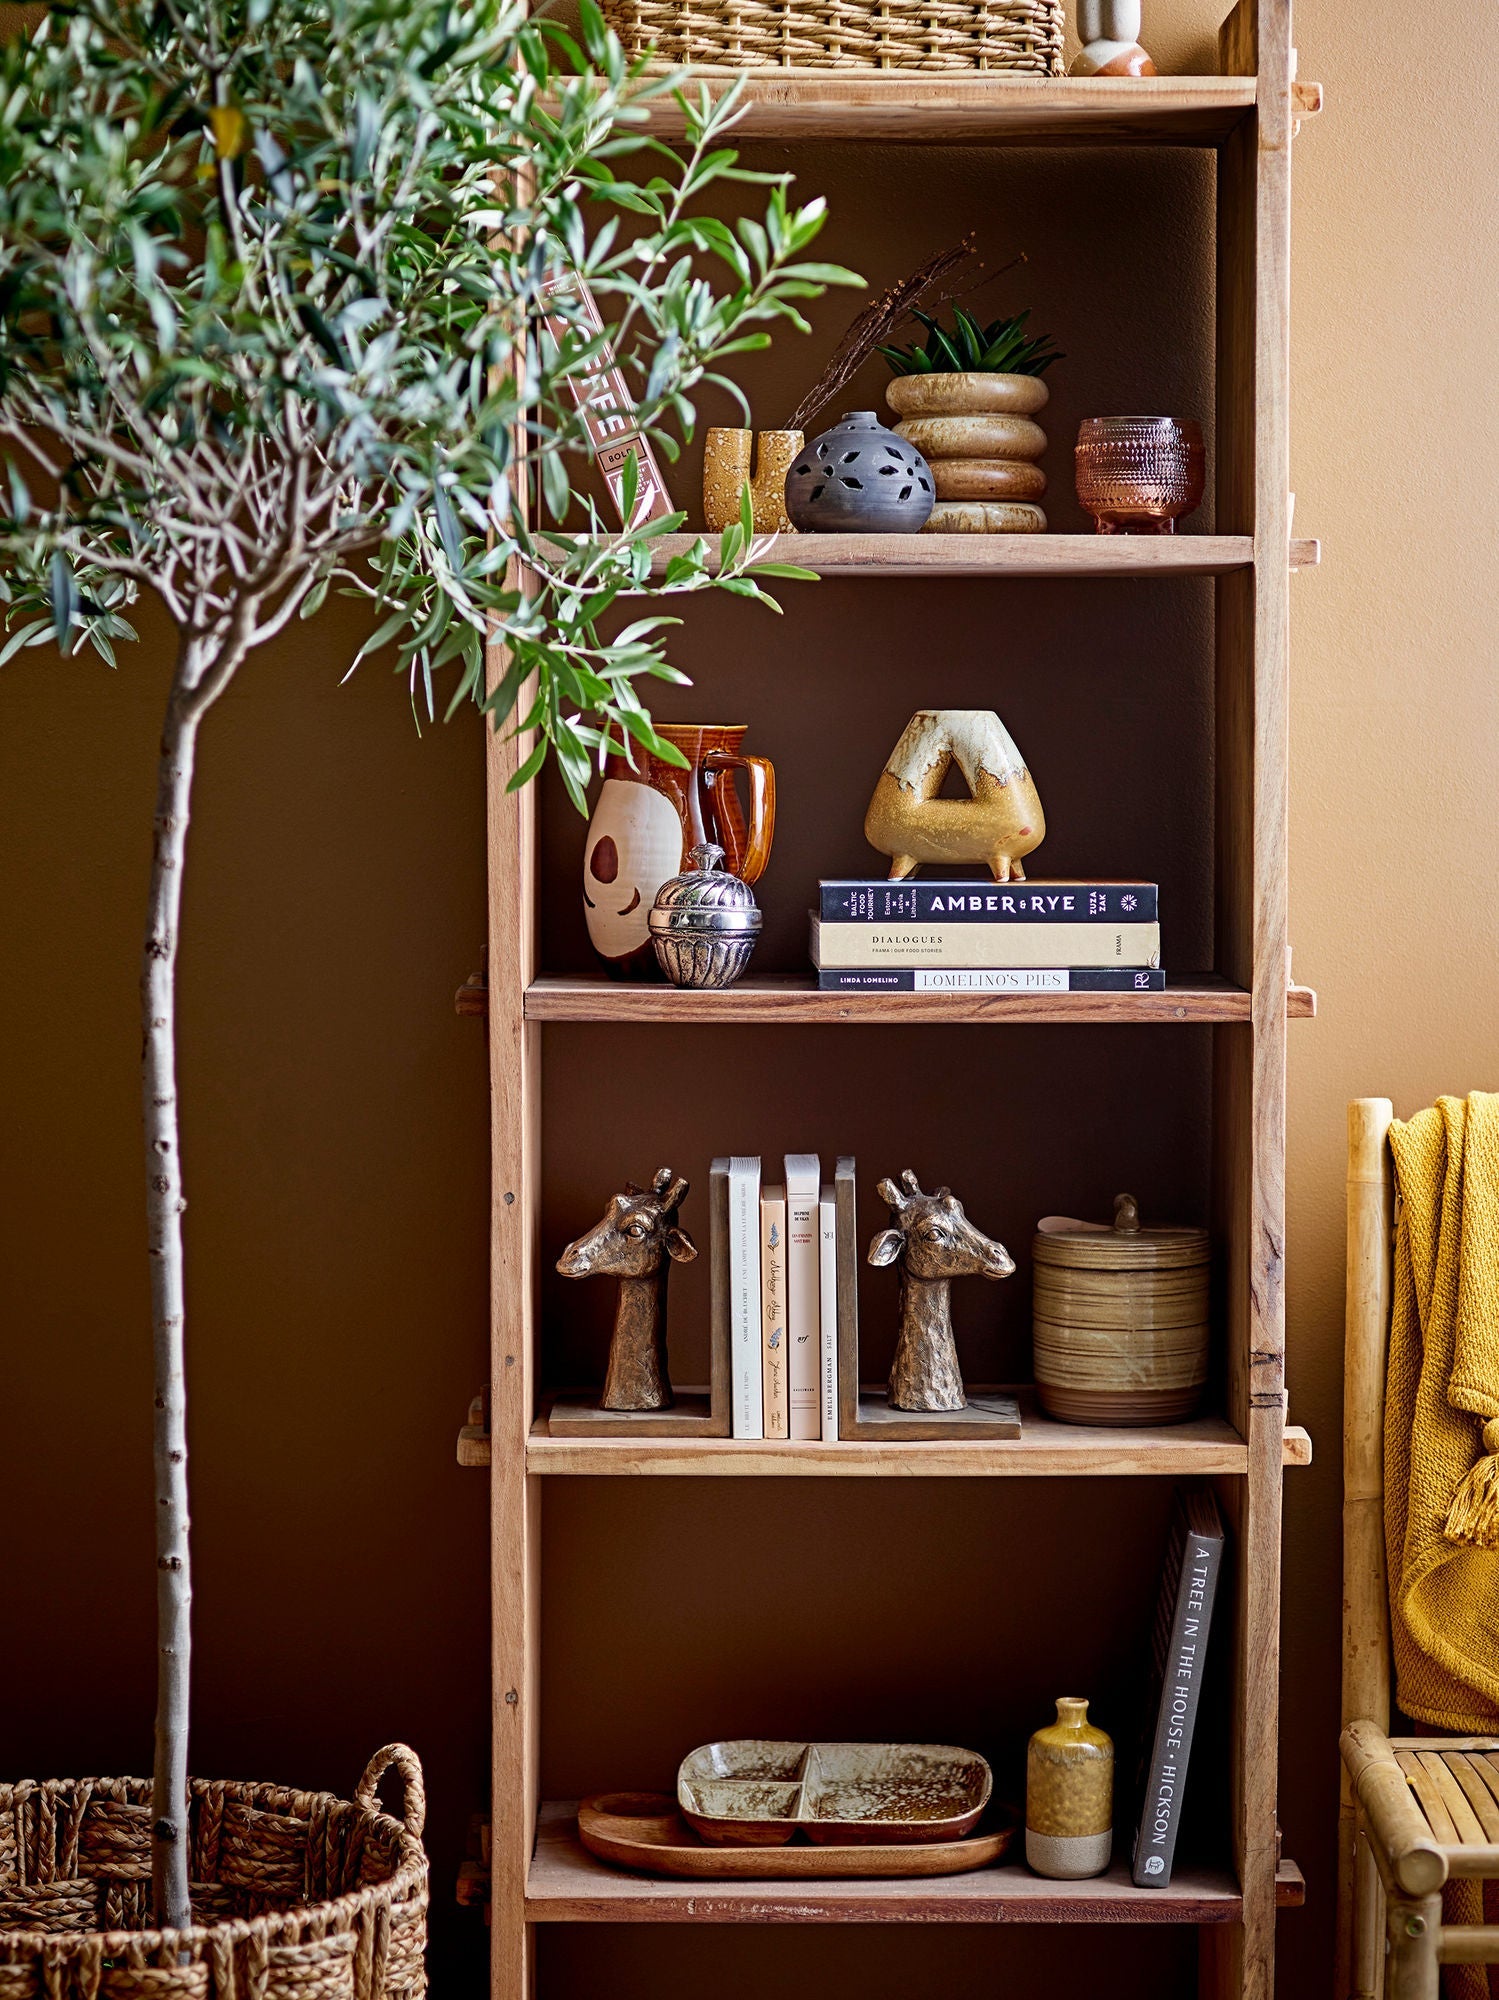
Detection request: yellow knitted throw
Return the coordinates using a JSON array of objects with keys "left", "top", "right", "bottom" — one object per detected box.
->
[{"left": 1385, "top": 1091, "right": 1499, "bottom": 1731}]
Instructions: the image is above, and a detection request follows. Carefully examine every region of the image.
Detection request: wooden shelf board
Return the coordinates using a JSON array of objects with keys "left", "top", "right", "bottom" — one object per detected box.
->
[
  {"left": 459, "top": 1416, "right": 1313, "bottom": 1476},
  {"left": 635, "top": 533, "right": 1319, "bottom": 580},
  {"left": 629, "top": 73, "right": 1258, "bottom": 146},
  {"left": 525, "top": 974, "right": 1318, "bottom": 1026},
  {"left": 527, "top": 1803, "right": 1239, "bottom": 1922}
]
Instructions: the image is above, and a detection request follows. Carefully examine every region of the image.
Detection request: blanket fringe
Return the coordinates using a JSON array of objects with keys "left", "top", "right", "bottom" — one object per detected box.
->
[{"left": 1444, "top": 1418, "right": 1499, "bottom": 1550}]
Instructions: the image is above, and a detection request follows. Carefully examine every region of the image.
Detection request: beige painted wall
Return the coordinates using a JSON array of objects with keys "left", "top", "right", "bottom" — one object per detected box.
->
[
  {"left": 2, "top": 6, "right": 1495, "bottom": 1995},
  {"left": 1281, "top": 0, "right": 1499, "bottom": 1987}
]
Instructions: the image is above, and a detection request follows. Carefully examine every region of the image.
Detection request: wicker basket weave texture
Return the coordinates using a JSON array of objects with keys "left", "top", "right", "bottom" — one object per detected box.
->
[
  {"left": 603, "top": 0, "right": 1063, "bottom": 70},
  {"left": 0, "top": 1747, "right": 428, "bottom": 2000}
]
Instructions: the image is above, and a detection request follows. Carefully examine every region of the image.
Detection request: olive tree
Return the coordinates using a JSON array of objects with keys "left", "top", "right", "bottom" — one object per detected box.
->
[{"left": 0, "top": 0, "right": 852, "bottom": 1924}]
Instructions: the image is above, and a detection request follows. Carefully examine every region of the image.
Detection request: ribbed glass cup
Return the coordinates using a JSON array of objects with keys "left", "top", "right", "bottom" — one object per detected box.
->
[{"left": 1074, "top": 416, "right": 1205, "bottom": 534}]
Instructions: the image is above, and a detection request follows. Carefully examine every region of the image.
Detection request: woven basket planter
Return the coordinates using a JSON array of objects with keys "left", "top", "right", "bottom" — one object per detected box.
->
[
  {"left": 604, "top": 0, "right": 1063, "bottom": 70},
  {"left": 0, "top": 1746, "right": 428, "bottom": 2000}
]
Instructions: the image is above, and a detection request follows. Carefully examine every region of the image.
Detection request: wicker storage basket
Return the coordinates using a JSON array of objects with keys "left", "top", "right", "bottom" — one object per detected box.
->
[
  {"left": 605, "top": 0, "right": 1063, "bottom": 71},
  {"left": 0, "top": 1746, "right": 428, "bottom": 2000}
]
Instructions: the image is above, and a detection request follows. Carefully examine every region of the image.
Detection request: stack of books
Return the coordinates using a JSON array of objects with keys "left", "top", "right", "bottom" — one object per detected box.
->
[
  {"left": 725, "top": 1154, "right": 839, "bottom": 1441},
  {"left": 810, "top": 880, "right": 1164, "bottom": 993}
]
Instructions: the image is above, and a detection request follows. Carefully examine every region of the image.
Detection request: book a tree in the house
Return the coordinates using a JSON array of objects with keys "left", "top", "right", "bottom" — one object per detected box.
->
[{"left": 1132, "top": 1484, "right": 1226, "bottom": 1886}]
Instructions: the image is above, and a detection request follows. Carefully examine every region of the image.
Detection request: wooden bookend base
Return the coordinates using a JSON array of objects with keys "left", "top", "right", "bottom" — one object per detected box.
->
[
  {"left": 547, "top": 1392, "right": 725, "bottom": 1439},
  {"left": 850, "top": 1392, "right": 1022, "bottom": 1441}
]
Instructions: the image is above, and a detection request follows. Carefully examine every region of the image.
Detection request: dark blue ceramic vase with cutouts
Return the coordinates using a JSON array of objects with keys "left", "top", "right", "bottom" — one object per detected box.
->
[{"left": 784, "top": 409, "right": 935, "bottom": 533}]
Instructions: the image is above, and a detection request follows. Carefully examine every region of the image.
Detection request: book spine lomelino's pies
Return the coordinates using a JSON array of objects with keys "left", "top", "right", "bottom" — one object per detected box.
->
[
  {"left": 817, "top": 968, "right": 1167, "bottom": 993},
  {"left": 811, "top": 915, "right": 1161, "bottom": 970},
  {"left": 819, "top": 881, "right": 1158, "bottom": 924},
  {"left": 1131, "top": 1484, "right": 1225, "bottom": 1888}
]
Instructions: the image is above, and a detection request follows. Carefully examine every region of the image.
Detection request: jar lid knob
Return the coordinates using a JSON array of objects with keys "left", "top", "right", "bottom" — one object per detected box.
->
[
  {"left": 687, "top": 842, "right": 725, "bottom": 872},
  {"left": 1113, "top": 1193, "right": 1140, "bottom": 1234}
]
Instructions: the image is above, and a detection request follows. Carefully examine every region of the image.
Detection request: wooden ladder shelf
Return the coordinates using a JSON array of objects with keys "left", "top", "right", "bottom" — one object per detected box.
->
[{"left": 474, "top": 5, "right": 1317, "bottom": 1994}]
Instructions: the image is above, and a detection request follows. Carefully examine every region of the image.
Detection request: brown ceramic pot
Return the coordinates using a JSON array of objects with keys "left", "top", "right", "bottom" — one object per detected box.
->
[
  {"left": 1031, "top": 1193, "right": 1210, "bottom": 1424},
  {"left": 583, "top": 724, "right": 775, "bottom": 978}
]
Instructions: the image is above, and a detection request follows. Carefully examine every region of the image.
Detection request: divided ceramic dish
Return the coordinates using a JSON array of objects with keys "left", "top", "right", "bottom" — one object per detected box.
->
[{"left": 677, "top": 1741, "right": 992, "bottom": 1847}]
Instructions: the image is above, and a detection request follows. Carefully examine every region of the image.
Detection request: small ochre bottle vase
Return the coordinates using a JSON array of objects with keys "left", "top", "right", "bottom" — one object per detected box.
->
[{"left": 1026, "top": 1698, "right": 1114, "bottom": 1879}]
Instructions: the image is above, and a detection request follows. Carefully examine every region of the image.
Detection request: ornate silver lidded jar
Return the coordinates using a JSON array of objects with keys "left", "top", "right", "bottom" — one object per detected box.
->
[
  {"left": 784, "top": 410, "right": 935, "bottom": 533},
  {"left": 648, "top": 843, "right": 762, "bottom": 989}
]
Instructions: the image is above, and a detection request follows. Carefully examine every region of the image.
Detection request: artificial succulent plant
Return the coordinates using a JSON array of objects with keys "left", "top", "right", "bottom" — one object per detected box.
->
[{"left": 879, "top": 305, "right": 1063, "bottom": 377}]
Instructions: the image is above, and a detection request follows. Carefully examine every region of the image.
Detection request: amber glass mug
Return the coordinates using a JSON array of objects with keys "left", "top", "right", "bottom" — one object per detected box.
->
[{"left": 583, "top": 724, "right": 775, "bottom": 976}]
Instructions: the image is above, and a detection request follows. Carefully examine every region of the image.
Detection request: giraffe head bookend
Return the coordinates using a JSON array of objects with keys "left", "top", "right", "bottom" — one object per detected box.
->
[
  {"left": 869, "top": 1170, "right": 1014, "bottom": 1412},
  {"left": 557, "top": 1169, "right": 696, "bottom": 1411}
]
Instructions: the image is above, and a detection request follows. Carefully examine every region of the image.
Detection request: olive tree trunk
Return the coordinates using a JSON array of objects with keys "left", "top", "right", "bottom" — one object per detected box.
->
[{"left": 144, "top": 634, "right": 239, "bottom": 1929}]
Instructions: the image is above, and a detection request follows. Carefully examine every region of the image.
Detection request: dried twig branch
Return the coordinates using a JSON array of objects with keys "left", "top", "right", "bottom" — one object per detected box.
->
[
  {"left": 785, "top": 241, "right": 1034, "bottom": 434},
  {"left": 785, "top": 235, "right": 978, "bottom": 434}
]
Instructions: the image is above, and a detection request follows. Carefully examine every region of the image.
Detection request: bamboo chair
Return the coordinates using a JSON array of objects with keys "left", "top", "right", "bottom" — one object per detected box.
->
[{"left": 1339, "top": 1097, "right": 1499, "bottom": 2000}]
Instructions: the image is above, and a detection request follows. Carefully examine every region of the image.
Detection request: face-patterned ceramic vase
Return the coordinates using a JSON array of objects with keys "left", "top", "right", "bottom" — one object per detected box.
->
[{"left": 582, "top": 725, "right": 775, "bottom": 978}]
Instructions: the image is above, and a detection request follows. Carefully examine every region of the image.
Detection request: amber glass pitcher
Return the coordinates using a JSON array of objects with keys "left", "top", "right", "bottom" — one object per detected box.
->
[{"left": 582, "top": 724, "right": 775, "bottom": 977}]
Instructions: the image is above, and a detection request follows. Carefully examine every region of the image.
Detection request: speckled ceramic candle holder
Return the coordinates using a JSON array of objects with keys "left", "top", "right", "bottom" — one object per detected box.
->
[{"left": 703, "top": 428, "right": 802, "bottom": 534}]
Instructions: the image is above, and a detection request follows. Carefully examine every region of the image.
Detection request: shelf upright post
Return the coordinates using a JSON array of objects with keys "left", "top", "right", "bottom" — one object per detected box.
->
[
  {"left": 488, "top": 144, "right": 543, "bottom": 1995},
  {"left": 1207, "top": 2, "right": 1294, "bottom": 1999},
  {"left": 488, "top": 606, "right": 541, "bottom": 2000}
]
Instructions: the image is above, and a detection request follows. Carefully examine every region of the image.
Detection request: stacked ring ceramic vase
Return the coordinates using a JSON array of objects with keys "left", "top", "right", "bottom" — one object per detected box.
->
[{"left": 887, "top": 372, "right": 1049, "bottom": 534}]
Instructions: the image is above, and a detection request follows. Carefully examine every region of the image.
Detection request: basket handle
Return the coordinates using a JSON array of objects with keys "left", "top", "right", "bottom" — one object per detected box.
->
[{"left": 356, "top": 1744, "right": 426, "bottom": 1838}]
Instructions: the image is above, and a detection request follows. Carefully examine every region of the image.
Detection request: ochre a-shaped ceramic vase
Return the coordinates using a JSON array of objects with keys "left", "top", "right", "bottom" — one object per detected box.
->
[{"left": 864, "top": 709, "right": 1045, "bottom": 882}]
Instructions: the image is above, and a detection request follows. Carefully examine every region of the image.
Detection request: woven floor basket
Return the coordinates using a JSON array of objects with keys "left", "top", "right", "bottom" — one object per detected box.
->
[
  {"left": 0, "top": 1746, "right": 428, "bottom": 2000},
  {"left": 605, "top": 0, "right": 1063, "bottom": 69}
]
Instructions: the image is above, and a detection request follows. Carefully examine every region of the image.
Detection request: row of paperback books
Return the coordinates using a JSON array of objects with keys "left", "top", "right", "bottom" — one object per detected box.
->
[
  {"left": 723, "top": 1155, "right": 839, "bottom": 1441},
  {"left": 810, "top": 878, "right": 1164, "bottom": 992}
]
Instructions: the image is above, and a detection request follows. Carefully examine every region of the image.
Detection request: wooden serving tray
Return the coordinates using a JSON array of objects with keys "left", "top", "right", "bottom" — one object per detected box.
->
[{"left": 577, "top": 1793, "right": 1015, "bottom": 1880}]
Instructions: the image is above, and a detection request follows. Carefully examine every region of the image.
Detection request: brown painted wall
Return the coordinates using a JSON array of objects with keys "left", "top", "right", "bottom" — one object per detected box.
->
[{"left": 3, "top": 3, "right": 1495, "bottom": 1994}]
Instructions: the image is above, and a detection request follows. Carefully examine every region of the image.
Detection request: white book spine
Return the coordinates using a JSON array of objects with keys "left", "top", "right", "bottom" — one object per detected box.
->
[
  {"left": 728, "top": 1156, "right": 763, "bottom": 1439},
  {"left": 819, "top": 1189, "right": 838, "bottom": 1442},
  {"left": 784, "top": 1154, "right": 821, "bottom": 1441}
]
